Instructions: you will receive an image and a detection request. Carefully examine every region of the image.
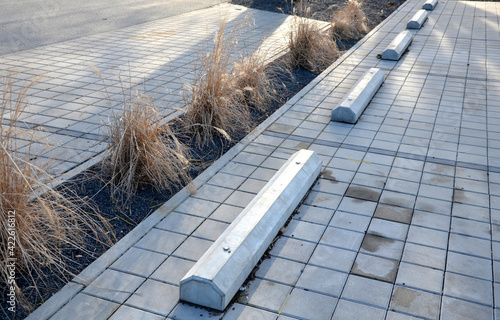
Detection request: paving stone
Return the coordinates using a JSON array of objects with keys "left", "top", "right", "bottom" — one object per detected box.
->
[
  {"left": 321, "top": 227, "right": 364, "bottom": 251},
  {"left": 415, "top": 196, "right": 452, "bottom": 215},
  {"left": 341, "top": 274, "right": 393, "bottom": 308},
  {"left": 150, "top": 256, "right": 195, "bottom": 286},
  {"left": 83, "top": 269, "right": 145, "bottom": 303},
  {"left": 281, "top": 289, "right": 337, "bottom": 320},
  {"left": 360, "top": 234, "right": 404, "bottom": 260},
  {"left": 192, "top": 219, "right": 230, "bottom": 241},
  {"left": 245, "top": 279, "right": 290, "bottom": 312},
  {"left": 453, "top": 189, "right": 489, "bottom": 208},
  {"left": 451, "top": 217, "right": 490, "bottom": 239},
  {"left": 295, "top": 204, "right": 334, "bottom": 225},
  {"left": 210, "top": 204, "right": 243, "bottom": 223},
  {"left": 295, "top": 265, "right": 347, "bottom": 297},
  {"left": 344, "top": 185, "right": 381, "bottom": 202},
  {"left": 351, "top": 172, "right": 386, "bottom": 189},
  {"left": 374, "top": 204, "right": 413, "bottom": 224},
  {"left": 110, "top": 247, "right": 167, "bottom": 277},
  {"left": 412, "top": 210, "right": 450, "bottom": 231},
  {"left": 283, "top": 220, "right": 326, "bottom": 243},
  {"left": 407, "top": 225, "right": 449, "bottom": 249},
  {"left": 385, "top": 311, "right": 421, "bottom": 320},
  {"left": 380, "top": 190, "right": 416, "bottom": 209},
  {"left": 401, "top": 243, "right": 446, "bottom": 270},
  {"left": 337, "top": 196, "right": 378, "bottom": 216},
  {"left": 389, "top": 286, "right": 440, "bottom": 319},
  {"left": 304, "top": 191, "right": 342, "bottom": 210},
  {"left": 125, "top": 279, "right": 179, "bottom": 316},
  {"left": 255, "top": 257, "right": 305, "bottom": 285},
  {"left": 443, "top": 272, "right": 493, "bottom": 306},
  {"left": 312, "top": 177, "right": 350, "bottom": 196},
  {"left": 332, "top": 299, "right": 386, "bottom": 320},
  {"left": 207, "top": 172, "right": 246, "bottom": 189},
  {"left": 309, "top": 245, "right": 357, "bottom": 272},
  {"left": 172, "top": 237, "right": 213, "bottom": 261},
  {"left": 135, "top": 228, "right": 186, "bottom": 255},
  {"left": 384, "top": 178, "right": 420, "bottom": 195},
  {"left": 239, "top": 178, "right": 268, "bottom": 194},
  {"left": 446, "top": 252, "right": 492, "bottom": 281},
  {"left": 329, "top": 211, "right": 371, "bottom": 232},
  {"left": 367, "top": 218, "right": 409, "bottom": 241},
  {"left": 156, "top": 212, "right": 204, "bottom": 235},
  {"left": 351, "top": 253, "right": 399, "bottom": 283},
  {"left": 109, "top": 305, "right": 164, "bottom": 320},
  {"left": 194, "top": 184, "right": 234, "bottom": 203},
  {"left": 396, "top": 262, "right": 443, "bottom": 294},
  {"left": 223, "top": 303, "right": 277, "bottom": 320},
  {"left": 448, "top": 233, "right": 491, "bottom": 258},
  {"left": 225, "top": 190, "right": 256, "bottom": 207},
  {"left": 175, "top": 198, "right": 220, "bottom": 218},
  {"left": 440, "top": 296, "right": 493, "bottom": 320},
  {"left": 50, "top": 293, "right": 119, "bottom": 320},
  {"left": 168, "top": 302, "right": 223, "bottom": 320},
  {"left": 270, "top": 237, "right": 316, "bottom": 263}
]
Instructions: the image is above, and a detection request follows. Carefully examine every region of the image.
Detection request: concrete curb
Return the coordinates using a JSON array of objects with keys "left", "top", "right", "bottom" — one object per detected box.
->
[{"left": 423, "top": 0, "right": 438, "bottom": 10}]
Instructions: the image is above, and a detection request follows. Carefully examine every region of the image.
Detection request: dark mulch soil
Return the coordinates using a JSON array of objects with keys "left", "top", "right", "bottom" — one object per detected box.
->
[{"left": 2, "top": 0, "right": 405, "bottom": 318}]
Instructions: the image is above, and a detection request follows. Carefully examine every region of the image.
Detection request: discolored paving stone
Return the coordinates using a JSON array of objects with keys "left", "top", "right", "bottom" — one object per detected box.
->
[
  {"left": 395, "top": 262, "right": 443, "bottom": 294},
  {"left": 389, "top": 286, "right": 441, "bottom": 319},
  {"left": 440, "top": 296, "right": 493, "bottom": 320},
  {"left": 401, "top": 243, "right": 446, "bottom": 270},
  {"left": 351, "top": 253, "right": 399, "bottom": 283},
  {"left": 337, "top": 196, "right": 378, "bottom": 216},
  {"left": 344, "top": 185, "right": 382, "bottom": 202},
  {"left": 360, "top": 234, "right": 404, "bottom": 260},
  {"left": 446, "top": 251, "right": 492, "bottom": 281},
  {"left": 367, "top": 218, "right": 409, "bottom": 241},
  {"left": 332, "top": 299, "right": 386, "bottom": 320},
  {"left": 443, "top": 272, "right": 493, "bottom": 306},
  {"left": 374, "top": 204, "right": 413, "bottom": 224},
  {"left": 341, "top": 274, "right": 393, "bottom": 308},
  {"left": 168, "top": 302, "right": 223, "bottom": 320},
  {"left": 281, "top": 288, "right": 337, "bottom": 320}
]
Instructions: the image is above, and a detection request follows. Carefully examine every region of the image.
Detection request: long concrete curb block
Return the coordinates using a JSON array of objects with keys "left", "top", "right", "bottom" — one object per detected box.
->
[
  {"left": 381, "top": 30, "right": 414, "bottom": 61},
  {"left": 422, "top": 0, "right": 438, "bottom": 10},
  {"left": 179, "top": 149, "right": 322, "bottom": 311},
  {"left": 331, "top": 68, "right": 385, "bottom": 124},
  {"left": 407, "top": 9, "right": 429, "bottom": 29}
]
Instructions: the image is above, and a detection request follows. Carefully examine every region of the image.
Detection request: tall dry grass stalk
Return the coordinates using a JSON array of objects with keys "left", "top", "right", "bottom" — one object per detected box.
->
[
  {"left": 103, "top": 92, "right": 191, "bottom": 206},
  {"left": 330, "top": 0, "right": 370, "bottom": 41},
  {"left": 233, "top": 53, "right": 278, "bottom": 111},
  {"left": 184, "top": 20, "right": 250, "bottom": 146},
  {"left": 0, "top": 76, "right": 113, "bottom": 311},
  {"left": 288, "top": 0, "right": 340, "bottom": 72}
]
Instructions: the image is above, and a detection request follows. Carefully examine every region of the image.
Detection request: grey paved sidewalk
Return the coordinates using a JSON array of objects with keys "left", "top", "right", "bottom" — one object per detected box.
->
[{"left": 27, "top": 0, "right": 500, "bottom": 319}]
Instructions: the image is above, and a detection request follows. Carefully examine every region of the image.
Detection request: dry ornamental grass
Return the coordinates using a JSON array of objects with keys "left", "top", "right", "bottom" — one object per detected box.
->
[
  {"left": 288, "top": 0, "right": 340, "bottom": 73},
  {"left": 0, "top": 76, "right": 113, "bottom": 312},
  {"left": 331, "top": 0, "right": 370, "bottom": 41}
]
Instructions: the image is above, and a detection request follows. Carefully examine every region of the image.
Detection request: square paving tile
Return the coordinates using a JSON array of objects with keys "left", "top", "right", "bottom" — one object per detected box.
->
[
  {"left": 396, "top": 262, "right": 443, "bottom": 294},
  {"left": 321, "top": 227, "right": 364, "bottom": 251},
  {"left": 341, "top": 274, "right": 393, "bottom": 308},
  {"left": 83, "top": 269, "right": 145, "bottom": 303},
  {"left": 411, "top": 210, "right": 450, "bottom": 231},
  {"left": 332, "top": 299, "right": 386, "bottom": 320},
  {"left": 360, "top": 234, "right": 404, "bottom": 260},
  {"left": 443, "top": 272, "right": 493, "bottom": 306},
  {"left": 270, "top": 237, "right": 316, "bottom": 263},
  {"left": 446, "top": 251, "right": 492, "bottom": 280},
  {"left": 281, "top": 288, "right": 337, "bottom": 320},
  {"left": 223, "top": 303, "right": 276, "bottom": 320},
  {"left": 448, "top": 233, "right": 491, "bottom": 258},
  {"left": 440, "top": 296, "right": 493, "bottom": 320},
  {"left": 337, "top": 196, "right": 378, "bottom": 216},
  {"left": 156, "top": 212, "right": 204, "bottom": 235},
  {"left": 407, "top": 225, "right": 449, "bottom": 249},
  {"left": 192, "top": 219, "right": 230, "bottom": 241},
  {"left": 380, "top": 190, "right": 416, "bottom": 209},
  {"left": 135, "top": 228, "right": 186, "bottom": 255},
  {"left": 210, "top": 204, "right": 243, "bottom": 223},
  {"left": 175, "top": 198, "right": 220, "bottom": 218},
  {"left": 295, "top": 205, "right": 334, "bottom": 225},
  {"left": 283, "top": 220, "right": 326, "bottom": 243},
  {"left": 304, "top": 191, "right": 342, "bottom": 210},
  {"left": 309, "top": 244, "right": 357, "bottom": 272},
  {"left": 329, "top": 211, "right": 371, "bottom": 232},
  {"left": 451, "top": 217, "right": 490, "bottom": 239},
  {"left": 168, "top": 302, "right": 223, "bottom": 320},
  {"left": 246, "top": 279, "right": 290, "bottom": 312},
  {"left": 367, "top": 218, "right": 409, "bottom": 241},
  {"left": 373, "top": 204, "right": 413, "bottom": 224},
  {"left": 255, "top": 257, "right": 305, "bottom": 285},
  {"left": 125, "top": 279, "right": 179, "bottom": 316},
  {"left": 110, "top": 247, "right": 167, "bottom": 277},
  {"left": 150, "top": 256, "right": 195, "bottom": 286},
  {"left": 172, "top": 237, "right": 213, "bottom": 261},
  {"left": 401, "top": 242, "right": 446, "bottom": 270},
  {"left": 51, "top": 293, "right": 119, "bottom": 320},
  {"left": 389, "top": 286, "right": 440, "bottom": 319},
  {"left": 109, "top": 305, "right": 164, "bottom": 320},
  {"left": 344, "top": 185, "right": 382, "bottom": 202},
  {"left": 295, "top": 265, "right": 347, "bottom": 297},
  {"left": 351, "top": 253, "right": 399, "bottom": 283}
]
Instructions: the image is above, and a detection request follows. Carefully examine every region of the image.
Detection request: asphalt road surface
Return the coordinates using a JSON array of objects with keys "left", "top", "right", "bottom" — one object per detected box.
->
[{"left": 0, "top": 0, "right": 227, "bottom": 55}]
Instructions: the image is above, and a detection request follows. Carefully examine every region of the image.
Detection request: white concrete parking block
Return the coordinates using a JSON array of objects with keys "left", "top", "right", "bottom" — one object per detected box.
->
[
  {"left": 407, "top": 9, "right": 430, "bottom": 29},
  {"left": 381, "top": 30, "right": 414, "bottom": 61}
]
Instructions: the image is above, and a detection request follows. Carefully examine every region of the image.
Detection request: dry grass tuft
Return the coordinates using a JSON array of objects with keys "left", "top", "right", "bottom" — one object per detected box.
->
[
  {"left": 0, "top": 76, "right": 113, "bottom": 311},
  {"left": 103, "top": 91, "right": 191, "bottom": 206},
  {"left": 184, "top": 20, "right": 250, "bottom": 146},
  {"left": 330, "top": 0, "right": 370, "bottom": 41},
  {"left": 288, "top": 0, "right": 340, "bottom": 72},
  {"left": 233, "top": 53, "right": 277, "bottom": 111}
]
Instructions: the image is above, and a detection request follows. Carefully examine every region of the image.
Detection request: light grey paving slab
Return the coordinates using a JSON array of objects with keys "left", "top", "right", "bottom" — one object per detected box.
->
[
  {"left": 295, "top": 205, "right": 334, "bottom": 225},
  {"left": 440, "top": 296, "right": 493, "bottom": 320},
  {"left": 168, "top": 302, "right": 223, "bottom": 320},
  {"left": 245, "top": 279, "right": 290, "bottom": 313},
  {"left": 172, "top": 236, "right": 213, "bottom": 261},
  {"left": 281, "top": 288, "right": 337, "bottom": 320},
  {"left": 443, "top": 272, "right": 493, "bottom": 306},
  {"left": 360, "top": 234, "right": 405, "bottom": 260},
  {"left": 150, "top": 256, "right": 195, "bottom": 286},
  {"left": 407, "top": 225, "right": 449, "bottom": 249},
  {"left": 309, "top": 245, "right": 357, "bottom": 273},
  {"left": 192, "top": 219, "right": 230, "bottom": 241},
  {"left": 341, "top": 274, "right": 393, "bottom": 308},
  {"left": 446, "top": 251, "right": 492, "bottom": 281},
  {"left": 351, "top": 253, "right": 399, "bottom": 283},
  {"left": 448, "top": 233, "right": 491, "bottom": 258},
  {"left": 367, "top": 218, "right": 409, "bottom": 241},
  {"left": 109, "top": 305, "right": 164, "bottom": 320},
  {"left": 255, "top": 257, "right": 305, "bottom": 286},
  {"left": 156, "top": 212, "right": 204, "bottom": 235},
  {"left": 295, "top": 265, "right": 347, "bottom": 297},
  {"left": 83, "top": 269, "right": 145, "bottom": 303},
  {"left": 332, "top": 299, "right": 386, "bottom": 320},
  {"left": 337, "top": 196, "right": 378, "bottom": 216},
  {"left": 135, "top": 228, "right": 186, "bottom": 255},
  {"left": 50, "top": 293, "right": 120, "bottom": 320},
  {"left": 396, "top": 262, "right": 443, "bottom": 294},
  {"left": 283, "top": 220, "right": 326, "bottom": 243},
  {"left": 110, "top": 247, "right": 167, "bottom": 278},
  {"left": 402, "top": 242, "right": 446, "bottom": 270},
  {"left": 321, "top": 227, "right": 364, "bottom": 251},
  {"left": 389, "top": 286, "right": 441, "bottom": 320},
  {"left": 223, "top": 303, "right": 277, "bottom": 320},
  {"left": 373, "top": 204, "right": 413, "bottom": 224},
  {"left": 125, "top": 279, "right": 179, "bottom": 316},
  {"left": 329, "top": 211, "right": 371, "bottom": 232}
]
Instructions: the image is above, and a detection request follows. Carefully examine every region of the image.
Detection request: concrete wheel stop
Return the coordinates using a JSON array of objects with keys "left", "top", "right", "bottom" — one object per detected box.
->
[
  {"left": 179, "top": 149, "right": 322, "bottom": 311},
  {"left": 381, "top": 30, "right": 414, "bottom": 61},
  {"left": 423, "top": 0, "right": 438, "bottom": 10},
  {"left": 407, "top": 9, "right": 430, "bottom": 29},
  {"left": 331, "top": 68, "right": 385, "bottom": 124}
]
